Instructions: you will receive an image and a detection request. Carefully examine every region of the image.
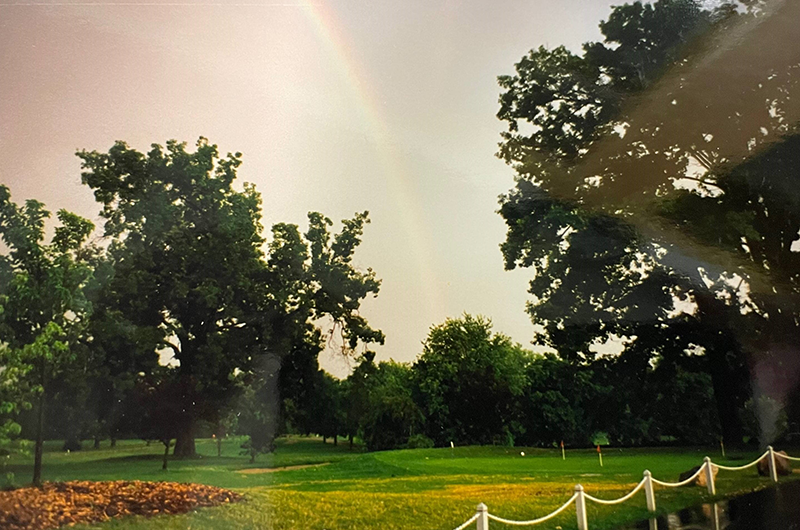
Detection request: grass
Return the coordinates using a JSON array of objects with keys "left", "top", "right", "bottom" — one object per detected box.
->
[{"left": 2, "top": 437, "right": 793, "bottom": 530}]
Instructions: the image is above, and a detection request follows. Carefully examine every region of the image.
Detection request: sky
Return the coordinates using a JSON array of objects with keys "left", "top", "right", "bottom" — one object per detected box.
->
[{"left": 0, "top": 0, "right": 618, "bottom": 376}]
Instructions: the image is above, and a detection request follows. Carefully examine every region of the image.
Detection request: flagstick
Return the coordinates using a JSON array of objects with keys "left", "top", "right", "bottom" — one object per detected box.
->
[
  {"left": 561, "top": 442, "right": 565, "bottom": 461},
  {"left": 597, "top": 445, "right": 603, "bottom": 467},
  {"left": 720, "top": 438, "right": 726, "bottom": 459}
]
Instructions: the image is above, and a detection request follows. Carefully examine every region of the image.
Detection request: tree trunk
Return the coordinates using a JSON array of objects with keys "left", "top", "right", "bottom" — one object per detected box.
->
[
  {"left": 323, "top": 436, "right": 327, "bottom": 444},
  {"left": 162, "top": 440, "right": 170, "bottom": 470},
  {"left": 216, "top": 420, "right": 223, "bottom": 457},
  {"left": 694, "top": 292, "right": 748, "bottom": 449},
  {"left": 173, "top": 423, "right": 197, "bottom": 458},
  {"left": 111, "top": 437, "right": 117, "bottom": 448},
  {"left": 349, "top": 433, "right": 354, "bottom": 450},
  {"left": 93, "top": 437, "right": 101, "bottom": 449},
  {"left": 33, "top": 391, "right": 45, "bottom": 487},
  {"left": 333, "top": 434, "right": 338, "bottom": 446},
  {"left": 706, "top": 344, "right": 747, "bottom": 448}
]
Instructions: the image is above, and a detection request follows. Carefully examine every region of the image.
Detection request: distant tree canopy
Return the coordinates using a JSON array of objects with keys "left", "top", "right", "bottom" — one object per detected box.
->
[
  {"left": 496, "top": 0, "right": 800, "bottom": 447},
  {"left": 299, "top": 313, "right": 724, "bottom": 451},
  {"left": 414, "top": 315, "right": 528, "bottom": 446}
]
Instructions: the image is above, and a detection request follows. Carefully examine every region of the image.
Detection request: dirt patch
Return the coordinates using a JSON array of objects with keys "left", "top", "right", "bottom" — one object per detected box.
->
[
  {"left": 238, "top": 462, "right": 330, "bottom": 474},
  {"left": 0, "top": 480, "right": 242, "bottom": 530}
]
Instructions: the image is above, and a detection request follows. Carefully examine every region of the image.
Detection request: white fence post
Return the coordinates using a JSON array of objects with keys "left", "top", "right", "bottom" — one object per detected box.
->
[
  {"left": 575, "top": 484, "right": 589, "bottom": 530},
  {"left": 768, "top": 446, "right": 778, "bottom": 483},
  {"left": 476, "top": 502, "right": 489, "bottom": 530},
  {"left": 644, "top": 470, "right": 656, "bottom": 512},
  {"left": 704, "top": 457, "right": 716, "bottom": 495}
]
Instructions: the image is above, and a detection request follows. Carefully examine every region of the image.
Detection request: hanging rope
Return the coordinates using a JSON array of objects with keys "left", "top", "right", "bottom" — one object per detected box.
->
[
  {"left": 584, "top": 478, "right": 646, "bottom": 505},
  {"left": 651, "top": 464, "right": 706, "bottom": 487},
  {"left": 485, "top": 493, "right": 578, "bottom": 526},
  {"left": 712, "top": 450, "right": 769, "bottom": 471},
  {"left": 452, "top": 513, "right": 480, "bottom": 530}
]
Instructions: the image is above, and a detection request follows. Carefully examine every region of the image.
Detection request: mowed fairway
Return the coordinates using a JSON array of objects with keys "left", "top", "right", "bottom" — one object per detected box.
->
[{"left": 2, "top": 437, "right": 790, "bottom": 530}]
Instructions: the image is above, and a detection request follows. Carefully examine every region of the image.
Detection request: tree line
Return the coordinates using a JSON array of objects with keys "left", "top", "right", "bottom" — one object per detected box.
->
[{"left": 290, "top": 313, "right": 733, "bottom": 452}]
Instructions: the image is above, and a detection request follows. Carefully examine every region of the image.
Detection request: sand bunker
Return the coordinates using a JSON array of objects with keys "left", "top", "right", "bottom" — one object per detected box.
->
[{"left": 237, "top": 463, "right": 330, "bottom": 474}]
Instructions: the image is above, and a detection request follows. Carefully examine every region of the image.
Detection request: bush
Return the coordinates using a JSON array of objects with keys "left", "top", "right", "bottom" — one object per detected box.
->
[{"left": 406, "top": 434, "right": 434, "bottom": 449}]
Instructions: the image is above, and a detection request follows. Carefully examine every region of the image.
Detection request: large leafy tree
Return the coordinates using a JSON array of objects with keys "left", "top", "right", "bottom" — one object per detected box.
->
[
  {"left": 79, "top": 138, "right": 384, "bottom": 456},
  {"left": 78, "top": 138, "right": 267, "bottom": 457},
  {"left": 660, "top": 132, "right": 800, "bottom": 441},
  {"left": 0, "top": 186, "right": 95, "bottom": 484},
  {"left": 495, "top": 0, "right": 800, "bottom": 445}
]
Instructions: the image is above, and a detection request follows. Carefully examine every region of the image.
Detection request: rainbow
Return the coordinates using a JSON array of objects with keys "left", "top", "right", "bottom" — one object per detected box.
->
[{"left": 301, "top": 1, "right": 444, "bottom": 319}]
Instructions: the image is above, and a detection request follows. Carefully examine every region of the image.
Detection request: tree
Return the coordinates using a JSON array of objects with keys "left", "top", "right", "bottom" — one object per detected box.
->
[
  {"left": 132, "top": 368, "right": 185, "bottom": 470},
  {"left": 360, "top": 361, "right": 421, "bottom": 451},
  {"left": 82, "top": 257, "right": 162, "bottom": 448},
  {"left": 259, "top": 212, "right": 384, "bottom": 450},
  {"left": 0, "top": 186, "right": 95, "bottom": 484},
  {"left": 342, "top": 352, "right": 377, "bottom": 449},
  {"left": 313, "top": 371, "right": 344, "bottom": 445},
  {"left": 236, "top": 364, "right": 280, "bottom": 462},
  {"left": 513, "top": 353, "right": 600, "bottom": 446},
  {"left": 659, "top": 131, "right": 800, "bottom": 445},
  {"left": 79, "top": 138, "right": 385, "bottom": 457},
  {"left": 78, "top": 138, "right": 267, "bottom": 457},
  {"left": 495, "top": 0, "right": 800, "bottom": 445},
  {"left": 414, "top": 314, "right": 529, "bottom": 446}
]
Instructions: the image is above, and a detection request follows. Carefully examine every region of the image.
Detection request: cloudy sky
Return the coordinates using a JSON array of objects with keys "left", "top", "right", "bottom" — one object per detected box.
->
[{"left": 0, "top": 0, "right": 617, "bottom": 375}]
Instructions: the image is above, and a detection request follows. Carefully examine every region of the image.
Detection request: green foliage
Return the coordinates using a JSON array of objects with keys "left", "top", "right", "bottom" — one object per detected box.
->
[
  {"left": 514, "top": 354, "right": 599, "bottom": 446},
  {"left": 359, "top": 361, "right": 421, "bottom": 451},
  {"left": 497, "top": 0, "right": 725, "bottom": 171},
  {"left": 78, "top": 138, "right": 267, "bottom": 457},
  {"left": 405, "top": 434, "right": 434, "bottom": 449},
  {"left": 414, "top": 315, "right": 529, "bottom": 446},
  {"left": 493, "top": 0, "right": 796, "bottom": 446},
  {"left": 0, "top": 185, "right": 95, "bottom": 482},
  {"left": 75, "top": 137, "right": 385, "bottom": 459},
  {"left": 304, "top": 211, "right": 385, "bottom": 351},
  {"left": 742, "top": 395, "right": 789, "bottom": 447},
  {"left": 308, "top": 371, "right": 344, "bottom": 443},
  {"left": 341, "top": 352, "right": 377, "bottom": 446}
]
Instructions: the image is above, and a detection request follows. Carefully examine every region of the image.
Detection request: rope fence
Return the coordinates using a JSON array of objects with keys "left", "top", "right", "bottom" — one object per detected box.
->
[{"left": 451, "top": 445, "right": 793, "bottom": 530}]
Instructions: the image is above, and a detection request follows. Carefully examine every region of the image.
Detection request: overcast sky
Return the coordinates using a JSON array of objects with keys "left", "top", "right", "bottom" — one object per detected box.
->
[{"left": 0, "top": 0, "right": 618, "bottom": 375}]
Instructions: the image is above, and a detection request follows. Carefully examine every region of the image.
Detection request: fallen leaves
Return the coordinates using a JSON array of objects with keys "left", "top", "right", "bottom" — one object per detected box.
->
[{"left": 0, "top": 480, "right": 242, "bottom": 530}]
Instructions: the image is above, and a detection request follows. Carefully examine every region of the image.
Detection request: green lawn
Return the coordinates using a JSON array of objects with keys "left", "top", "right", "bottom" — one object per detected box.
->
[{"left": 2, "top": 437, "right": 792, "bottom": 530}]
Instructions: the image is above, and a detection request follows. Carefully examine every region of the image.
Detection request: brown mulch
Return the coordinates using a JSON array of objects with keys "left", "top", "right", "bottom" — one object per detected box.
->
[{"left": 0, "top": 480, "right": 243, "bottom": 530}]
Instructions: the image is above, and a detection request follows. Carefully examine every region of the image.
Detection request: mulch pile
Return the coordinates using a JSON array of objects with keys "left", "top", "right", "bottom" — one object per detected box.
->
[{"left": 0, "top": 480, "right": 243, "bottom": 530}]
